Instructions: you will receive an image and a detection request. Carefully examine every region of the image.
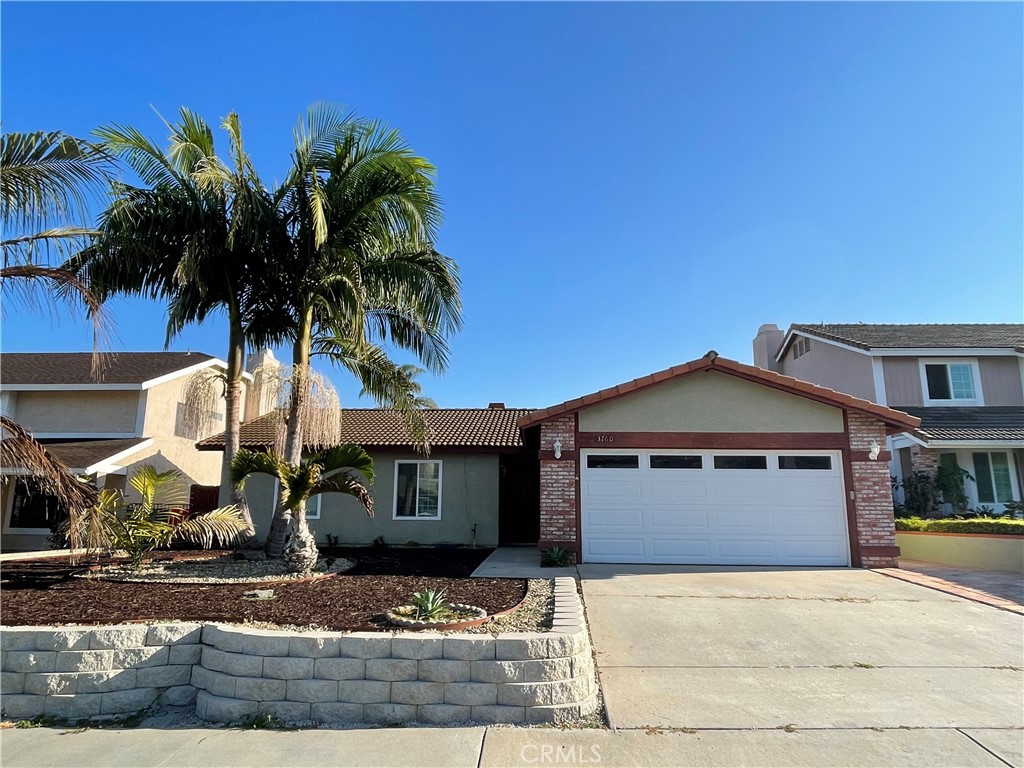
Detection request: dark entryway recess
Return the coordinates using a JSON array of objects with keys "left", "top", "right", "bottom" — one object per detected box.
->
[{"left": 499, "top": 453, "right": 540, "bottom": 545}]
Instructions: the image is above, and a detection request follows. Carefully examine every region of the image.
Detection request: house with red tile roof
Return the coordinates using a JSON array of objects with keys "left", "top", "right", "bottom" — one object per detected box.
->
[{"left": 203, "top": 353, "right": 919, "bottom": 568}]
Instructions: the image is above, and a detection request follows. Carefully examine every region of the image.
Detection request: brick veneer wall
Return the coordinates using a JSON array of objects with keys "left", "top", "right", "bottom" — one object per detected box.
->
[
  {"left": 0, "top": 579, "right": 597, "bottom": 726},
  {"left": 909, "top": 444, "right": 940, "bottom": 478},
  {"left": 539, "top": 416, "right": 578, "bottom": 557},
  {"left": 847, "top": 413, "right": 900, "bottom": 568}
]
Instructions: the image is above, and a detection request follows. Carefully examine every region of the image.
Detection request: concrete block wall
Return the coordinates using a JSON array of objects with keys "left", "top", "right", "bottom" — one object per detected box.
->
[
  {"left": 0, "top": 623, "right": 201, "bottom": 721},
  {"left": 0, "top": 578, "right": 596, "bottom": 726}
]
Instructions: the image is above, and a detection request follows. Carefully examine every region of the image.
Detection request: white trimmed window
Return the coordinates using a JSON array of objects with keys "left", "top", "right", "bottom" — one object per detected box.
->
[
  {"left": 972, "top": 452, "right": 1015, "bottom": 505},
  {"left": 306, "top": 494, "right": 321, "bottom": 520},
  {"left": 920, "top": 360, "right": 982, "bottom": 404},
  {"left": 393, "top": 461, "right": 442, "bottom": 519}
]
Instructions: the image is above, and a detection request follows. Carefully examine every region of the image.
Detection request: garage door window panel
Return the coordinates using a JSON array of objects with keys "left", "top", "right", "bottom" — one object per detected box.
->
[
  {"left": 778, "top": 456, "right": 832, "bottom": 470},
  {"left": 586, "top": 455, "right": 640, "bottom": 469},
  {"left": 713, "top": 455, "right": 768, "bottom": 470},
  {"left": 650, "top": 455, "right": 703, "bottom": 469}
]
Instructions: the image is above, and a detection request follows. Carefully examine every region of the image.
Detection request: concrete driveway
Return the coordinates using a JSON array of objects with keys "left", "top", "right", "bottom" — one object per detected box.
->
[{"left": 580, "top": 565, "right": 1024, "bottom": 766}]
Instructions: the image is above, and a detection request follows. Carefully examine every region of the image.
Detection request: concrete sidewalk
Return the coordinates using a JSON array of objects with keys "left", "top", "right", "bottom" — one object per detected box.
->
[{"left": 3, "top": 723, "right": 1021, "bottom": 768}]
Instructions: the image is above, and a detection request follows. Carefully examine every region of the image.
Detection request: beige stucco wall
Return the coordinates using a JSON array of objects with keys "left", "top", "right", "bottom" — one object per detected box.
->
[
  {"left": 124, "top": 378, "right": 225, "bottom": 492},
  {"left": 777, "top": 340, "right": 876, "bottom": 401},
  {"left": 241, "top": 451, "right": 500, "bottom": 547},
  {"left": 12, "top": 391, "right": 139, "bottom": 434},
  {"left": 979, "top": 357, "right": 1024, "bottom": 406},
  {"left": 882, "top": 357, "right": 923, "bottom": 406},
  {"left": 578, "top": 371, "right": 845, "bottom": 433}
]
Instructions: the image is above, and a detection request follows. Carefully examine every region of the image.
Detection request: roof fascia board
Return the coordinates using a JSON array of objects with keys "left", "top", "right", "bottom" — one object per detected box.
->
[
  {"left": 891, "top": 433, "right": 929, "bottom": 448},
  {"left": 31, "top": 432, "right": 136, "bottom": 439},
  {"left": 140, "top": 358, "right": 227, "bottom": 390},
  {"left": 774, "top": 329, "right": 870, "bottom": 363},
  {"left": 870, "top": 348, "right": 1023, "bottom": 358},
  {"left": 919, "top": 439, "right": 1024, "bottom": 448},
  {"left": 1, "top": 384, "right": 141, "bottom": 392},
  {"left": 83, "top": 437, "right": 154, "bottom": 474}
]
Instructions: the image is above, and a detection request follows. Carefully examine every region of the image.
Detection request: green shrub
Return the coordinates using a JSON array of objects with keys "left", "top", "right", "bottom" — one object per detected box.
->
[
  {"left": 541, "top": 546, "right": 573, "bottom": 567},
  {"left": 895, "top": 517, "right": 1024, "bottom": 536}
]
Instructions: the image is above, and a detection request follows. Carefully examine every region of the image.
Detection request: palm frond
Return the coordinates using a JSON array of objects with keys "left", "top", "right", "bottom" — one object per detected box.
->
[
  {"left": 230, "top": 448, "right": 284, "bottom": 488},
  {"left": 312, "top": 473, "right": 374, "bottom": 519},
  {"left": 309, "top": 444, "right": 376, "bottom": 484},
  {"left": 173, "top": 506, "right": 248, "bottom": 549},
  {"left": 128, "top": 465, "right": 187, "bottom": 513}
]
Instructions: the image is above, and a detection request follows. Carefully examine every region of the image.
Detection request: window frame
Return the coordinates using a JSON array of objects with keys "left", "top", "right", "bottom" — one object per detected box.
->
[
  {"left": 305, "top": 493, "right": 321, "bottom": 520},
  {"left": 919, "top": 359, "right": 984, "bottom": 406},
  {"left": 3, "top": 477, "right": 64, "bottom": 535},
  {"left": 392, "top": 460, "right": 443, "bottom": 521},
  {"left": 971, "top": 451, "right": 1015, "bottom": 505}
]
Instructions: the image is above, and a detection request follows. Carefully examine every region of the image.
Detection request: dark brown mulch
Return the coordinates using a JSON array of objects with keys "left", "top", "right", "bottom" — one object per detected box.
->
[{"left": 0, "top": 548, "right": 526, "bottom": 631}]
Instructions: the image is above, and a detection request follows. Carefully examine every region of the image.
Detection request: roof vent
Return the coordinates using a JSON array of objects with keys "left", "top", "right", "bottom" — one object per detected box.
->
[{"left": 488, "top": 402, "right": 506, "bottom": 409}]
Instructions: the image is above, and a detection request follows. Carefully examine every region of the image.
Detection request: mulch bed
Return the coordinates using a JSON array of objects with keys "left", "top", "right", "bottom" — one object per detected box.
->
[{"left": 0, "top": 547, "right": 527, "bottom": 631}]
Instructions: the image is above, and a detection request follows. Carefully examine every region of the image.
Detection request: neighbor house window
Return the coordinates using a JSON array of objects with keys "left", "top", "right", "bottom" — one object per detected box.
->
[
  {"left": 394, "top": 461, "right": 441, "bottom": 519},
  {"left": 8, "top": 479, "right": 63, "bottom": 530},
  {"left": 972, "top": 452, "right": 1014, "bottom": 504},
  {"left": 923, "top": 362, "right": 978, "bottom": 402}
]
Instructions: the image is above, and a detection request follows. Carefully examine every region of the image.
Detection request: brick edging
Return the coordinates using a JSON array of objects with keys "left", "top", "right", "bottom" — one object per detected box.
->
[{"left": 873, "top": 568, "right": 1024, "bottom": 615}]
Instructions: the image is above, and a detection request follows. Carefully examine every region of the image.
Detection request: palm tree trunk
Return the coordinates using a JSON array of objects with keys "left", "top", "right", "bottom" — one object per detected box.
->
[
  {"left": 265, "top": 307, "right": 313, "bottom": 558},
  {"left": 219, "top": 315, "right": 258, "bottom": 547}
]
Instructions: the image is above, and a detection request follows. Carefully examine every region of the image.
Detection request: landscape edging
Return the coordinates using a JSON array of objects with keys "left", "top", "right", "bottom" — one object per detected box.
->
[{"left": 0, "top": 577, "right": 596, "bottom": 726}]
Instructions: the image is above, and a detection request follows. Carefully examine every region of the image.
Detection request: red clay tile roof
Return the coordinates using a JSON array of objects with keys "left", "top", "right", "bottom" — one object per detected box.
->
[
  {"left": 198, "top": 408, "right": 536, "bottom": 451},
  {"left": 783, "top": 324, "right": 1024, "bottom": 355},
  {"left": 517, "top": 353, "right": 922, "bottom": 433},
  {"left": 1, "top": 352, "right": 217, "bottom": 386}
]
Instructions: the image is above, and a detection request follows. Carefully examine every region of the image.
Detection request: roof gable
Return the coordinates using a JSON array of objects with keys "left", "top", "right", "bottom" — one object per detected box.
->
[{"left": 518, "top": 353, "right": 921, "bottom": 433}]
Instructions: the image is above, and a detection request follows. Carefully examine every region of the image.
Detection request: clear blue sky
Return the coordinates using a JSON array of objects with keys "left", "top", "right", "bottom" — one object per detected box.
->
[{"left": 3, "top": 2, "right": 1022, "bottom": 409}]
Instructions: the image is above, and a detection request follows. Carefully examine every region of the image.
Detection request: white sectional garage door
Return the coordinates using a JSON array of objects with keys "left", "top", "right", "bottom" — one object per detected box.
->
[{"left": 581, "top": 449, "right": 849, "bottom": 566}]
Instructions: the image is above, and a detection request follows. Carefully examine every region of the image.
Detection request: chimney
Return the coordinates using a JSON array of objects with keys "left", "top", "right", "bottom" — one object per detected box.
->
[
  {"left": 488, "top": 402, "right": 506, "bottom": 409},
  {"left": 752, "top": 324, "right": 785, "bottom": 372}
]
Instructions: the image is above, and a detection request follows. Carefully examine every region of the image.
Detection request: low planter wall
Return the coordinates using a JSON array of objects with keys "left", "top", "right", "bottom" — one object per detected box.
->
[
  {"left": 0, "top": 578, "right": 596, "bottom": 726},
  {"left": 896, "top": 532, "right": 1024, "bottom": 574}
]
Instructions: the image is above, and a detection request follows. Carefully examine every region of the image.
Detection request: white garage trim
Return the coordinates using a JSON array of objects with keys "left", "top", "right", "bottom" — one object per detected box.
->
[{"left": 581, "top": 448, "right": 850, "bottom": 566}]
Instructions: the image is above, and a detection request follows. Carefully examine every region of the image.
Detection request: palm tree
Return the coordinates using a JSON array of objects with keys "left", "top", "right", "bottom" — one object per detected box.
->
[
  {"left": 256, "top": 105, "right": 462, "bottom": 557},
  {"left": 1, "top": 130, "right": 115, "bottom": 370},
  {"left": 230, "top": 445, "right": 375, "bottom": 572},
  {"left": 1, "top": 131, "right": 115, "bottom": 541},
  {"left": 69, "top": 111, "right": 289, "bottom": 543},
  {"left": 60, "top": 464, "right": 248, "bottom": 570}
]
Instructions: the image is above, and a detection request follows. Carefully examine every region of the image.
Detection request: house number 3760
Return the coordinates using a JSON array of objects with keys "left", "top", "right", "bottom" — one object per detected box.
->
[{"left": 595, "top": 435, "right": 615, "bottom": 443}]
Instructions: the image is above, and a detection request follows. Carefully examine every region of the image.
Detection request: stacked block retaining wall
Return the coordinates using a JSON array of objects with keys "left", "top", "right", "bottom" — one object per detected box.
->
[{"left": 0, "top": 578, "right": 595, "bottom": 726}]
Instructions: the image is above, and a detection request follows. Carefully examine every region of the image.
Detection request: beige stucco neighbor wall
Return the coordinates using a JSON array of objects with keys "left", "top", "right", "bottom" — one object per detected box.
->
[
  {"left": 242, "top": 452, "right": 500, "bottom": 547},
  {"left": 778, "top": 341, "right": 876, "bottom": 401},
  {"left": 896, "top": 532, "right": 1024, "bottom": 574},
  {"left": 13, "top": 391, "right": 139, "bottom": 435},
  {"left": 578, "top": 371, "right": 844, "bottom": 433}
]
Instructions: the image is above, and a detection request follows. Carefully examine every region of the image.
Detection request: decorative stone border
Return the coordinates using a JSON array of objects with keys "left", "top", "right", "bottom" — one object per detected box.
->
[{"left": 0, "top": 578, "right": 596, "bottom": 726}]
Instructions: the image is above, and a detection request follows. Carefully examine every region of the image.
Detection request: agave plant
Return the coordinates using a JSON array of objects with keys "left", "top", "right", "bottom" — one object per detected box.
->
[
  {"left": 410, "top": 588, "right": 448, "bottom": 621},
  {"left": 60, "top": 464, "right": 247, "bottom": 570}
]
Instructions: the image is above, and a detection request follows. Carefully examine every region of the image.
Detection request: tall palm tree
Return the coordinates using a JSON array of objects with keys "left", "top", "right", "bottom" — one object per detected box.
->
[
  {"left": 257, "top": 105, "right": 462, "bottom": 557},
  {"left": 230, "top": 445, "right": 375, "bottom": 572},
  {"left": 69, "top": 111, "right": 289, "bottom": 542}
]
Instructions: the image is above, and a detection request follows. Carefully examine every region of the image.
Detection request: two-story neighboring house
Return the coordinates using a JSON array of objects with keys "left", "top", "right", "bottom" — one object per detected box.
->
[
  {"left": 0, "top": 351, "right": 277, "bottom": 551},
  {"left": 753, "top": 323, "right": 1024, "bottom": 513}
]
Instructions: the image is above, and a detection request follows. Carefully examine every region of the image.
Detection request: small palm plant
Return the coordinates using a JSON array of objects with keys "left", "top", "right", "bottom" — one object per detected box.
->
[
  {"left": 62, "top": 464, "right": 248, "bottom": 570},
  {"left": 231, "top": 445, "right": 375, "bottom": 573}
]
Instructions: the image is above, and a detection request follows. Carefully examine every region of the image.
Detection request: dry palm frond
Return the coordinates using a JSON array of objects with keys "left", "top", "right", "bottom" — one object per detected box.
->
[
  {"left": 180, "top": 367, "right": 226, "bottom": 439},
  {"left": 0, "top": 416, "right": 98, "bottom": 553},
  {"left": 251, "top": 362, "right": 341, "bottom": 455}
]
